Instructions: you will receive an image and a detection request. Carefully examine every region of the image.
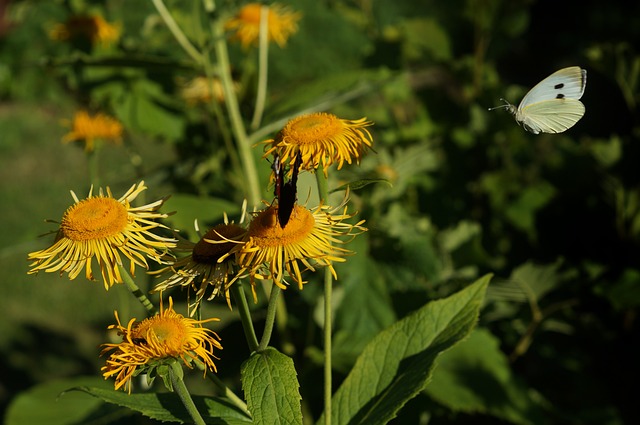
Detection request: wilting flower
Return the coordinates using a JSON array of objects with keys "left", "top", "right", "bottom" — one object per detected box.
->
[
  {"left": 179, "top": 76, "right": 229, "bottom": 105},
  {"left": 62, "top": 110, "right": 123, "bottom": 152},
  {"left": 225, "top": 3, "right": 301, "bottom": 49},
  {"left": 233, "top": 201, "right": 366, "bottom": 300},
  {"left": 49, "top": 14, "right": 120, "bottom": 46},
  {"left": 152, "top": 213, "right": 247, "bottom": 312},
  {"left": 263, "top": 112, "right": 373, "bottom": 176},
  {"left": 101, "top": 296, "right": 222, "bottom": 393},
  {"left": 27, "top": 181, "right": 176, "bottom": 290}
]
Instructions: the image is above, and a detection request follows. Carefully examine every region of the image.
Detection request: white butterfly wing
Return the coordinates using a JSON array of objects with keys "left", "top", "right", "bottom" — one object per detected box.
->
[
  {"left": 516, "top": 98, "right": 586, "bottom": 134},
  {"left": 519, "top": 66, "right": 587, "bottom": 108}
]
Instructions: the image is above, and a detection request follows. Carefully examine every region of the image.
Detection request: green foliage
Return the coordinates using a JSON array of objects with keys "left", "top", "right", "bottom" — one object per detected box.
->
[
  {"left": 2, "top": 0, "right": 640, "bottom": 424},
  {"left": 322, "top": 275, "right": 490, "bottom": 425},
  {"left": 241, "top": 348, "right": 303, "bottom": 425}
]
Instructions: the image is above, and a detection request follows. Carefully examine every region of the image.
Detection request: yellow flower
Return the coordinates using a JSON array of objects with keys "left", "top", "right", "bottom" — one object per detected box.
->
[
  {"left": 49, "top": 15, "right": 120, "bottom": 46},
  {"left": 27, "top": 181, "right": 176, "bottom": 290},
  {"left": 225, "top": 3, "right": 301, "bottom": 49},
  {"left": 62, "top": 110, "right": 123, "bottom": 152},
  {"left": 234, "top": 202, "right": 366, "bottom": 301},
  {"left": 179, "top": 76, "right": 228, "bottom": 105},
  {"left": 263, "top": 113, "right": 374, "bottom": 176},
  {"left": 152, "top": 218, "right": 247, "bottom": 312},
  {"left": 101, "top": 296, "right": 222, "bottom": 393}
]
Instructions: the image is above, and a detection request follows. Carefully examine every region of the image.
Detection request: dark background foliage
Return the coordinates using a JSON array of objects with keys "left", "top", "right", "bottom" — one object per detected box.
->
[{"left": 1, "top": 0, "right": 639, "bottom": 423}]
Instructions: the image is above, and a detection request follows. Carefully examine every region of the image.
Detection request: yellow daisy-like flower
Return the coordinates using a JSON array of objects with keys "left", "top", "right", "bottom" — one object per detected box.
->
[
  {"left": 101, "top": 296, "right": 222, "bottom": 393},
  {"left": 27, "top": 181, "right": 176, "bottom": 290},
  {"left": 152, "top": 220, "right": 247, "bottom": 312},
  {"left": 49, "top": 15, "right": 120, "bottom": 46},
  {"left": 263, "top": 112, "right": 374, "bottom": 176},
  {"left": 179, "top": 76, "right": 229, "bottom": 105},
  {"left": 62, "top": 110, "right": 123, "bottom": 152},
  {"left": 234, "top": 202, "right": 366, "bottom": 301},
  {"left": 225, "top": 3, "right": 301, "bottom": 49}
]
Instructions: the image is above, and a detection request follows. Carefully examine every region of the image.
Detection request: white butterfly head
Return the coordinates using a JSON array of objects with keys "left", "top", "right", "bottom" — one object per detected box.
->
[{"left": 488, "top": 98, "right": 517, "bottom": 115}]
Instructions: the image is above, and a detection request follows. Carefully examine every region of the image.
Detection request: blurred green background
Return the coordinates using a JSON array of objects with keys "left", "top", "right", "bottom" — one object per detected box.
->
[{"left": 1, "top": 0, "right": 639, "bottom": 424}]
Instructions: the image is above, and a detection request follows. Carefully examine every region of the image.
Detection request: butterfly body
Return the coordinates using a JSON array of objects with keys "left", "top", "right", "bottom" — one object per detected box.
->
[
  {"left": 492, "top": 66, "right": 587, "bottom": 134},
  {"left": 272, "top": 154, "right": 302, "bottom": 228}
]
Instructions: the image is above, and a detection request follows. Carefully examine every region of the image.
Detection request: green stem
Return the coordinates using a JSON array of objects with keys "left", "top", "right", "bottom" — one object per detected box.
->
[
  {"left": 118, "top": 264, "right": 157, "bottom": 315},
  {"left": 258, "top": 283, "right": 281, "bottom": 351},
  {"left": 315, "top": 166, "right": 332, "bottom": 425},
  {"left": 151, "top": 0, "right": 204, "bottom": 64},
  {"left": 205, "top": 372, "right": 250, "bottom": 416},
  {"left": 210, "top": 17, "right": 262, "bottom": 208},
  {"left": 231, "top": 283, "right": 260, "bottom": 352},
  {"left": 169, "top": 361, "right": 207, "bottom": 425},
  {"left": 250, "top": 5, "right": 269, "bottom": 130}
]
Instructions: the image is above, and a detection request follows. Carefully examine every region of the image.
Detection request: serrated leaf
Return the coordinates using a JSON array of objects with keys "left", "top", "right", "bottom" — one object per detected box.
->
[
  {"left": 241, "top": 347, "right": 302, "bottom": 425},
  {"left": 320, "top": 275, "right": 491, "bottom": 425},
  {"left": 77, "top": 386, "right": 252, "bottom": 425},
  {"left": 5, "top": 377, "right": 115, "bottom": 425},
  {"left": 424, "top": 328, "right": 545, "bottom": 425}
]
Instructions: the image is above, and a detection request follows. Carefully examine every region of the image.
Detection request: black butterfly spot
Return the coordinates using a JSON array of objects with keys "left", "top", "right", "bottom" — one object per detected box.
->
[
  {"left": 554, "top": 83, "right": 564, "bottom": 89},
  {"left": 556, "top": 93, "right": 565, "bottom": 99}
]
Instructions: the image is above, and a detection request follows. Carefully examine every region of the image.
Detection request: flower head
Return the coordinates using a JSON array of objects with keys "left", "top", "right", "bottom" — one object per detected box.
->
[
  {"left": 152, "top": 214, "right": 247, "bottom": 312},
  {"left": 28, "top": 181, "right": 176, "bottom": 290},
  {"left": 62, "top": 110, "right": 123, "bottom": 152},
  {"left": 179, "top": 76, "right": 228, "bottom": 105},
  {"left": 225, "top": 3, "right": 301, "bottom": 49},
  {"left": 101, "top": 297, "right": 222, "bottom": 393},
  {"left": 263, "top": 113, "right": 373, "bottom": 176},
  {"left": 234, "top": 201, "right": 366, "bottom": 301},
  {"left": 49, "top": 15, "right": 120, "bottom": 46}
]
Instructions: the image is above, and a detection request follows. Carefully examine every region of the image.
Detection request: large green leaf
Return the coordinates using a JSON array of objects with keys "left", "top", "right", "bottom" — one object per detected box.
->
[
  {"left": 241, "top": 347, "right": 302, "bottom": 425},
  {"left": 5, "top": 376, "right": 120, "bottom": 425},
  {"left": 424, "top": 328, "right": 545, "bottom": 424},
  {"left": 77, "top": 385, "right": 252, "bottom": 425},
  {"left": 320, "top": 275, "right": 491, "bottom": 425}
]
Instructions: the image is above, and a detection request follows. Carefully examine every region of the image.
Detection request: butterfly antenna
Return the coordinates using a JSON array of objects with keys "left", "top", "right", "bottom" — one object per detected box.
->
[{"left": 487, "top": 98, "right": 511, "bottom": 111}]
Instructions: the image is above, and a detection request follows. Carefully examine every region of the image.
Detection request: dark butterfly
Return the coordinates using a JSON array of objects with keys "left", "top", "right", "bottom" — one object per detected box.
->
[{"left": 272, "top": 153, "right": 302, "bottom": 228}]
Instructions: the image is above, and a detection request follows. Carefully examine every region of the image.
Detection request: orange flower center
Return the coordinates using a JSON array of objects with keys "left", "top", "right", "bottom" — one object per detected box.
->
[
  {"left": 239, "top": 4, "right": 263, "bottom": 24},
  {"left": 283, "top": 113, "right": 343, "bottom": 145},
  {"left": 249, "top": 205, "right": 315, "bottom": 247},
  {"left": 133, "top": 315, "right": 188, "bottom": 353},
  {"left": 192, "top": 224, "right": 245, "bottom": 264},
  {"left": 61, "top": 197, "right": 129, "bottom": 241}
]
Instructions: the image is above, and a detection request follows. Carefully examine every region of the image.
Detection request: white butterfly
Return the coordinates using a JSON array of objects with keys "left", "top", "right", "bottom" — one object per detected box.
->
[{"left": 489, "top": 66, "right": 587, "bottom": 134}]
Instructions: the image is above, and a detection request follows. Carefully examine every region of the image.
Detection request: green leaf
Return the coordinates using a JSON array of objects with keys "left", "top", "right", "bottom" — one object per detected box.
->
[
  {"left": 241, "top": 347, "right": 302, "bottom": 425},
  {"left": 504, "top": 181, "right": 556, "bottom": 239},
  {"left": 5, "top": 377, "right": 115, "bottom": 425},
  {"left": 510, "top": 259, "right": 565, "bottom": 302},
  {"left": 424, "top": 328, "right": 545, "bottom": 425},
  {"left": 112, "top": 79, "right": 185, "bottom": 140},
  {"left": 321, "top": 275, "right": 491, "bottom": 425},
  {"left": 594, "top": 268, "right": 640, "bottom": 310},
  {"left": 77, "top": 386, "right": 252, "bottom": 425}
]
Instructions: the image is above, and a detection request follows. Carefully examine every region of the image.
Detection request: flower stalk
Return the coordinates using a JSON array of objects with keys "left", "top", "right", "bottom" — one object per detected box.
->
[
  {"left": 118, "top": 264, "right": 157, "bottom": 315},
  {"left": 315, "top": 165, "right": 333, "bottom": 425},
  {"left": 169, "top": 360, "right": 207, "bottom": 425}
]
